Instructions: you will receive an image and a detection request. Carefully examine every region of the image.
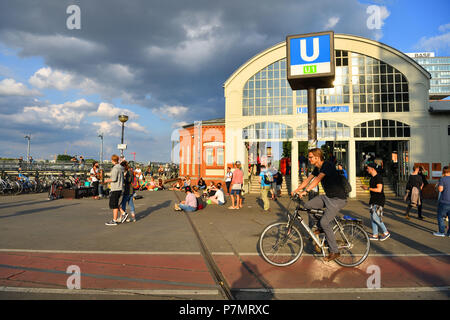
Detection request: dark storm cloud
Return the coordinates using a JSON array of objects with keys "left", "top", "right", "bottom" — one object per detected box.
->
[{"left": 0, "top": 0, "right": 375, "bottom": 122}]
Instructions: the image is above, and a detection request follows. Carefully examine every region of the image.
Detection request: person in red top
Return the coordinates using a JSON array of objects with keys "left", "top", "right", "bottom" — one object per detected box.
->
[{"left": 229, "top": 161, "right": 244, "bottom": 210}]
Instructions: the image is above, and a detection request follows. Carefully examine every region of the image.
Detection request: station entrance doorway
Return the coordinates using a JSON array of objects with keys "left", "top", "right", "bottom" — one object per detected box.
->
[{"left": 355, "top": 140, "right": 409, "bottom": 180}]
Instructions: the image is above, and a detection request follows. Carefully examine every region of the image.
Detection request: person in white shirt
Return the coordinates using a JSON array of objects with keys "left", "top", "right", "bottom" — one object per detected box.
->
[
  {"left": 209, "top": 183, "right": 226, "bottom": 205},
  {"left": 90, "top": 161, "right": 100, "bottom": 200}
]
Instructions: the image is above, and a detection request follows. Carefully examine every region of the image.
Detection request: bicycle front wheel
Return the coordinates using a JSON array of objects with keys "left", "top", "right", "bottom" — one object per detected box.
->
[
  {"left": 259, "top": 222, "right": 304, "bottom": 267},
  {"left": 333, "top": 222, "right": 370, "bottom": 267}
]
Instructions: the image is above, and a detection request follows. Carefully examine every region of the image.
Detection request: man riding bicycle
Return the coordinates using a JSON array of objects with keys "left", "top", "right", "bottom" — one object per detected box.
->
[{"left": 292, "top": 148, "right": 348, "bottom": 262}]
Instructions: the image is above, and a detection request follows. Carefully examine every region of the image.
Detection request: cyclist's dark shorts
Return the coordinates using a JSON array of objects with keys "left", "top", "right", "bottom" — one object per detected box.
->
[{"left": 109, "top": 191, "right": 122, "bottom": 209}]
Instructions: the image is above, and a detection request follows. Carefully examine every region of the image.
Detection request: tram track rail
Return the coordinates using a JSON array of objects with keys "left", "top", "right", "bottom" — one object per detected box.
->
[{"left": 172, "top": 190, "right": 235, "bottom": 300}]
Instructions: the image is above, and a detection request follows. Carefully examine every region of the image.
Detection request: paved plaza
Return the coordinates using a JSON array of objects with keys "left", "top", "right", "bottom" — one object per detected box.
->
[{"left": 0, "top": 190, "right": 449, "bottom": 300}]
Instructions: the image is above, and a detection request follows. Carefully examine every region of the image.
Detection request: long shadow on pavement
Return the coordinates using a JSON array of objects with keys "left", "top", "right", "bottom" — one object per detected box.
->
[
  {"left": 0, "top": 203, "right": 80, "bottom": 219},
  {"left": 136, "top": 200, "right": 172, "bottom": 221}
]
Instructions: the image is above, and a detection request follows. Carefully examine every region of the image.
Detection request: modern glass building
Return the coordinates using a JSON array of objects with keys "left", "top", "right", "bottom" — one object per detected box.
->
[
  {"left": 406, "top": 52, "right": 450, "bottom": 100},
  {"left": 224, "top": 34, "right": 450, "bottom": 197}
]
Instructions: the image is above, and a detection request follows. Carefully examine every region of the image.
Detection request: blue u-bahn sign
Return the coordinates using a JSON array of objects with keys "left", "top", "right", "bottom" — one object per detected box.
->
[{"left": 286, "top": 31, "right": 335, "bottom": 90}]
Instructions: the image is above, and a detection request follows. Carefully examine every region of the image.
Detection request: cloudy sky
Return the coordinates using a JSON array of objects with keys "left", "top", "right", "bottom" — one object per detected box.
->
[{"left": 0, "top": 0, "right": 449, "bottom": 162}]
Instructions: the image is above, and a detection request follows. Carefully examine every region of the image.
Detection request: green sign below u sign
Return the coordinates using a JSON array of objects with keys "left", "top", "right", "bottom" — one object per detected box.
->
[{"left": 303, "top": 65, "right": 317, "bottom": 74}]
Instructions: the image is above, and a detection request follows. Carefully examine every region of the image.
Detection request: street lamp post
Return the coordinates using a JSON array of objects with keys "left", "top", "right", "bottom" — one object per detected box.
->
[
  {"left": 24, "top": 134, "right": 31, "bottom": 162},
  {"left": 98, "top": 133, "right": 104, "bottom": 168},
  {"left": 118, "top": 114, "right": 129, "bottom": 159}
]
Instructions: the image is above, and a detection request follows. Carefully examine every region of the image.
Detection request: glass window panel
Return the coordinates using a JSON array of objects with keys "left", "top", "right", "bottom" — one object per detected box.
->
[
  {"left": 382, "top": 128, "right": 388, "bottom": 137},
  {"left": 397, "top": 128, "right": 404, "bottom": 137},
  {"left": 361, "top": 128, "right": 367, "bottom": 137},
  {"left": 389, "top": 128, "right": 395, "bottom": 137},
  {"left": 354, "top": 128, "right": 360, "bottom": 137},
  {"left": 403, "top": 93, "right": 409, "bottom": 101},
  {"left": 368, "top": 104, "right": 374, "bottom": 112},
  {"left": 395, "top": 104, "right": 402, "bottom": 112},
  {"left": 404, "top": 127, "right": 410, "bottom": 137},
  {"left": 360, "top": 104, "right": 367, "bottom": 112},
  {"left": 368, "top": 128, "right": 375, "bottom": 137},
  {"left": 382, "top": 103, "right": 387, "bottom": 112},
  {"left": 353, "top": 104, "right": 360, "bottom": 113},
  {"left": 374, "top": 104, "right": 380, "bottom": 112},
  {"left": 404, "top": 103, "right": 409, "bottom": 111}
]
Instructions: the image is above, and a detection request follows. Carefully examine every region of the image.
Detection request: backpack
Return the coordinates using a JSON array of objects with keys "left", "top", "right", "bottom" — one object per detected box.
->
[
  {"left": 197, "top": 197, "right": 205, "bottom": 210},
  {"left": 339, "top": 174, "right": 352, "bottom": 197},
  {"left": 263, "top": 170, "right": 273, "bottom": 185}
]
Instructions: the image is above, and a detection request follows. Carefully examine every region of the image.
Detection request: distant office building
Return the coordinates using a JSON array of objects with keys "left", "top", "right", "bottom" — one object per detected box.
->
[{"left": 405, "top": 52, "right": 450, "bottom": 100}]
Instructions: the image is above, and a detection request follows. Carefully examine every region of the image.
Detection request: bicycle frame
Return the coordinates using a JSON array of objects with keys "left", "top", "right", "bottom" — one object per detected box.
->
[{"left": 288, "top": 200, "right": 352, "bottom": 253}]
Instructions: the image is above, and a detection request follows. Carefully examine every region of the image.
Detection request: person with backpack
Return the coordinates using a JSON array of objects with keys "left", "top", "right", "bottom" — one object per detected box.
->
[
  {"left": 119, "top": 160, "right": 136, "bottom": 223},
  {"left": 292, "top": 148, "right": 348, "bottom": 262},
  {"left": 361, "top": 163, "right": 390, "bottom": 241},
  {"left": 259, "top": 164, "right": 272, "bottom": 212},
  {"left": 404, "top": 165, "right": 424, "bottom": 220}
]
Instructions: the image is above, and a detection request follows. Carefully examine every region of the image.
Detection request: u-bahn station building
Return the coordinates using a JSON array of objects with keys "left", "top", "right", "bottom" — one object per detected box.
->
[{"left": 177, "top": 33, "right": 450, "bottom": 198}]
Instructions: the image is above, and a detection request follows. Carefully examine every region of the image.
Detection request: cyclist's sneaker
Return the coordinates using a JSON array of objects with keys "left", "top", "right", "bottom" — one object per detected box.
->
[
  {"left": 380, "top": 232, "right": 391, "bottom": 241},
  {"left": 105, "top": 220, "right": 118, "bottom": 226},
  {"left": 369, "top": 235, "right": 379, "bottom": 241},
  {"left": 120, "top": 212, "right": 129, "bottom": 223}
]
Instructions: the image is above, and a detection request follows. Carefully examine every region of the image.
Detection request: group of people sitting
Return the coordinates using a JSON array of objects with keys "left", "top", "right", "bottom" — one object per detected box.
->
[
  {"left": 132, "top": 166, "right": 166, "bottom": 191},
  {"left": 172, "top": 176, "right": 226, "bottom": 212}
]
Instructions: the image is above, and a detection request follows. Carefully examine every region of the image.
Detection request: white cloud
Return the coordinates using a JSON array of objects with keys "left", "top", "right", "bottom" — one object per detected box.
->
[
  {"left": 324, "top": 17, "right": 340, "bottom": 29},
  {"left": 128, "top": 122, "right": 149, "bottom": 133},
  {"left": 0, "top": 78, "right": 41, "bottom": 96},
  {"left": 29, "top": 67, "right": 74, "bottom": 90},
  {"left": 155, "top": 105, "right": 189, "bottom": 119},
  {"left": 415, "top": 32, "right": 450, "bottom": 53},
  {"left": 92, "top": 120, "right": 148, "bottom": 136},
  {"left": 172, "top": 121, "right": 189, "bottom": 128},
  {"left": 0, "top": 98, "right": 96, "bottom": 129},
  {"left": 438, "top": 23, "right": 450, "bottom": 33},
  {"left": 90, "top": 102, "right": 138, "bottom": 120}
]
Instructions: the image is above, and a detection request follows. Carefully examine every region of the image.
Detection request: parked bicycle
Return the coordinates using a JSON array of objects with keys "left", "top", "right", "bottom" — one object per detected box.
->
[{"left": 258, "top": 194, "right": 370, "bottom": 268}]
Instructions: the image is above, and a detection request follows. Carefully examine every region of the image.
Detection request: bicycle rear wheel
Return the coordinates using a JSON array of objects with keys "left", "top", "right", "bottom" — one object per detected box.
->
[
  {"left": 333, "top": 221, "right": 370, "bottom": 267},
  {"left": 259, "top": 222, "right": 304, "bottom": 267}
]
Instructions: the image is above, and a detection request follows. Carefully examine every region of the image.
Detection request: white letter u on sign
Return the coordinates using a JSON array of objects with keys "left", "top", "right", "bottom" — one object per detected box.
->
[{"left": 300, "top": 38, "right": 319, "bottom": 62}]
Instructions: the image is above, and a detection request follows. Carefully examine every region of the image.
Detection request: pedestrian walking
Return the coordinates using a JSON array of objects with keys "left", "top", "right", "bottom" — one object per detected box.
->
[
  {"left": 104, "top": 154, "right": 124, "bottom": 226},
  {"left": 119, "top": 160, "right": 136, "bottom": 223},
  {"left": 268, "top": 162, "right": 278, "bottom": 201},
  {"left": 361, "top": 163, "right": 390, "bottom": 241},
  {"left": 433, "top": 166, "right": 450, "bottom": 237},
  {"left": 229, "top": 161, "right": 243, "bottom": 210},
  {"left": 259, "top": 164, "right": 272, "bottom": 212},
  {"left": 404, "top": 165, "right": 424, "bottom": 220}
]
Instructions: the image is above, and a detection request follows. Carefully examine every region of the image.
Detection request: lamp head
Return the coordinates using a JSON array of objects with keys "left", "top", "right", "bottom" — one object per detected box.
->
[{"left": 118, "top": 114, "right": 129, "bottom": 123}]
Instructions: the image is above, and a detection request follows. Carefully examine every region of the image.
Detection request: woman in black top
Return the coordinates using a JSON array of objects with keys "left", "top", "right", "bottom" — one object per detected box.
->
[{"left": 404, "top": 165, "right": 424, "bottom": 220}]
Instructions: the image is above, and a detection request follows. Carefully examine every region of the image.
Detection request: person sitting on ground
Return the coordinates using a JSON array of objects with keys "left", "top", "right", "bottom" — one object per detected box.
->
[
  {"left": 174, "top": 186, "right": 197, "bottom": 212},
  {"left": 208, "top": 183, "right": 226, "bottom": 205},
  {"left": 169, "top": 179, "right": 183, "bottom": 191},
  {"left": 206, "top": 181, "right": 217, "bottom": 197},
  {"left": 147, "top": 177, "right": 157, "bottom": 191},
  {"left": 197, "top": 177, "right": 207, "bottom": 190},
  {"left": 157, "top": 178, "right": 165, "bottom": 190}
]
